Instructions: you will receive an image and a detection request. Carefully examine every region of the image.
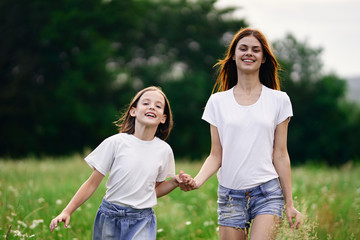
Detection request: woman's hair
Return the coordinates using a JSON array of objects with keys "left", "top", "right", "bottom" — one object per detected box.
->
[
  {"left": 213, "top": 28, "right": 280, "bottom": 92},
  {"left": 114, "top": 86, "right": 173, "bottom": 140}
]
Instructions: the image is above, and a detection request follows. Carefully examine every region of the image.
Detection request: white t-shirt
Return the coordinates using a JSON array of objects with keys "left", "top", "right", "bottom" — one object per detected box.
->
[
  {"left": 202, "top": 85, "right": 293, "bottom": 190},
  {"left": 85, "top": 133, "right": 175, "bottom": 209}
]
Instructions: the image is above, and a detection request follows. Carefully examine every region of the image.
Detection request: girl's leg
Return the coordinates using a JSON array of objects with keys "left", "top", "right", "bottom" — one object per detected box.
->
[
  {"left": 219, "top": 226, "right": 248, "bottom": 240},
  {"left": 249, "top": 214, "right": 282, "bottom": 240}
]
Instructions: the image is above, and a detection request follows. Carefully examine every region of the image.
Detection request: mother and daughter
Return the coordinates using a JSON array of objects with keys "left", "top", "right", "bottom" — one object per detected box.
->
[{"left": 50, "top": 28, "right": 302, "bottom": 240}]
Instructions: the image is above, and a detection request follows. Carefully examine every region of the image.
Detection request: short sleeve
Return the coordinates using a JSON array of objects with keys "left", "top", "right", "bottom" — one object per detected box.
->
[
  {"left": 202, "top": 95, "right": 218, "bottom": 127},
  {"left": 156, "top": 147, "right": 175, "bottom": 182},
  {"left": 277, "top": 92, "right": 293, "bottom": 125},
  {"left": 84, "top": 136, "right": 116, "bottom": 176}
]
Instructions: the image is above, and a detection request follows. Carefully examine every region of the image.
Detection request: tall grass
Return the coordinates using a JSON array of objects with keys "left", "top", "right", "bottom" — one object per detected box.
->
[{"left": 1, "top": 156, "right": 359, "bottom": 239}]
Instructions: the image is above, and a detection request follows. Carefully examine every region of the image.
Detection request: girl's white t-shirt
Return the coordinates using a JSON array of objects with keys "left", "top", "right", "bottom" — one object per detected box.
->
[
  {"left": 202, "top": 85, "right": 293, "bottom": 190},
  {"left": 85, "top": 133, "right": 175, "bottom": 209}
]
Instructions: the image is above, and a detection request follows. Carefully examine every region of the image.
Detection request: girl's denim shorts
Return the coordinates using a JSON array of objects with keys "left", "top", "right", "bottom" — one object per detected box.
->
[
  {"left": 93, "top": 198, "right": 156, "bottom": 240},
  {"left": 217, "top": 178, "right": 285, "bottom": 229}
]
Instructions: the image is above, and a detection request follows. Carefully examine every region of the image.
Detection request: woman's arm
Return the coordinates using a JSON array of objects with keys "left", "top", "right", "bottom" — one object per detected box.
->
[
  {"left": 49, "top": 169, "right": 104, "bottom": 231},
  {"left": 193, "top": 124, "right": 222, "bottom": 189},
  {"left": 273, "top": 118, "right": 302, "bottom": 228}
]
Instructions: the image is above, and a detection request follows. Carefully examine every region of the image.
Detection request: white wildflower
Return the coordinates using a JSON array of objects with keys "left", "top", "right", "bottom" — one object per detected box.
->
[
  {"left": 185, "top": 221, "right": 191, "bottom": 225},
  {"left": 56, "top": 199, "right": 63, "bottom": 205},
  {"left": 12, "top": 230, "right": 23, "bottom": 237},
  {"left": 17, "top": 220, "right": 27, "bottom": 228},
  {"left": 157, "top": 228, "right": 164, "bottom": 233},
  {"left": 203, "top": 220, "right": 214, "bottom": 226},
  {"left": 29, "top": 219, "right": 44, "bottom": 229},
  {"left": 38, "top": 198, "right": 45, "bottom": 203}
]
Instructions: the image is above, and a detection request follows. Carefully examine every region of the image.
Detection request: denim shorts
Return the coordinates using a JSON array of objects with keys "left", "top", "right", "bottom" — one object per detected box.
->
[
  {"left": 217, "top": 178, "right": 285, "bottom": 229},
  {"left": 93, "top": 198, "right": 156, "bottom": 240}
]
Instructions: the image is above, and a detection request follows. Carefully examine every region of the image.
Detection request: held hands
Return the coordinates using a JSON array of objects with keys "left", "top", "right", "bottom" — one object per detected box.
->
[
  {"left": 49, "top": 212, "right": 71, "bottom": 232},
  {"left": 176, "top": 170, "right": 198, "bottom": 192}
]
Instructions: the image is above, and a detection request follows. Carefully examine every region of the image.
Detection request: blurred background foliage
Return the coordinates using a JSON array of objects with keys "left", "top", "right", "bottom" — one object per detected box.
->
[{"left": 1, "top": 0, "right": 359, "bottom": 165}]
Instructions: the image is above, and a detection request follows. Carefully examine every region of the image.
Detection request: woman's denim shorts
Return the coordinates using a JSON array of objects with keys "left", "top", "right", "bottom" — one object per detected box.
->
[
  {"left": 93, "top": 198, "right": 156, "bottom": 240},
  {"left": 217, "top": 178, "right": 285, "bottom": 229}
]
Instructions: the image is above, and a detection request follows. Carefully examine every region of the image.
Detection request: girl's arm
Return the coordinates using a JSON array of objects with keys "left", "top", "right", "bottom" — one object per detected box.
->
[
  {"left": 155, "top": 177, "right": 179, "bottom": 198},
  {"left": 155, "top": 171, "right": 193, "bottom": 197},
  {"left": 273, "top": 118, "right": 302, "bottom": 228},
  {"left": 49, "top": 169, "right": 104, "bottom": 232},
  {"left": 192, "top": 124, "right": 222, "bottom": 189}
]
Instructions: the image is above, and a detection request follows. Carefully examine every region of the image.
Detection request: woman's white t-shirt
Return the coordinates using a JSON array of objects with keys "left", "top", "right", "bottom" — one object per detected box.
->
[
  {"left": 85, "top": 133, "right": 175, "bottom": 209},
  {"left": 202, "top": 85, "right": 293, "bottom": 190}
]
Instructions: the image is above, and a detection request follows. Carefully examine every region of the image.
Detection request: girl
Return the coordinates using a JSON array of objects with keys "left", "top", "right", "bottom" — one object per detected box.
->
[
  {"left": 180, "top": 28, "right": 302, "bottom": 239},
  {"left": 49, "top": 86, "right": 191, "bottom": 239}
]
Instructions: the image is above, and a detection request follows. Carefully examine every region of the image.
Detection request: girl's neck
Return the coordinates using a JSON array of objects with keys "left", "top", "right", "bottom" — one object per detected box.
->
[{"left": 133, "top": 124, "right": 157, "bottom": 141}]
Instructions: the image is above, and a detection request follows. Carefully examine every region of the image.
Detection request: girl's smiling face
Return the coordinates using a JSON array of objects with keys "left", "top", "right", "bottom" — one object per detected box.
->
[
  {"left": 233, "top": 36, "right": 266, "bottom": 74},
  {"left": 130, "top": 90, "right": 167, "bottom": 128}
]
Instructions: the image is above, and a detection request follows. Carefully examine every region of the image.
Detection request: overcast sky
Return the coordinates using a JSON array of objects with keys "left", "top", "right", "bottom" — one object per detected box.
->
[{"left": 216, "top": 0, "right": 360, "bottom": 78}]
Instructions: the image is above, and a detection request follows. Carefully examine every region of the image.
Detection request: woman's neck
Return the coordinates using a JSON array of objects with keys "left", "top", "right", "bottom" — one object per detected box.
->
[{"left": 234, "top": 73, "right": 262, "bottom": 95}]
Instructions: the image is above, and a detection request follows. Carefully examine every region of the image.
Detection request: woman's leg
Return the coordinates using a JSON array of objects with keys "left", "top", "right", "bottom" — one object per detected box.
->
[
  {"left": 249, "top": 214, "right": 282, "bottom": 240},
  {"left": 219, "top": 226, "right": 248, "bottom": 240}
]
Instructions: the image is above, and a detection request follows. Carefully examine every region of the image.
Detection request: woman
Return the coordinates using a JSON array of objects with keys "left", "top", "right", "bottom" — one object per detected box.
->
[{"left": 181, "top": 28, "right": 302, "bottom": 239}]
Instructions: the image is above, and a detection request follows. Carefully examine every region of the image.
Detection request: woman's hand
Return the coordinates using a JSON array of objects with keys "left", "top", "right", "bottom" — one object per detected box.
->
[
  {"left": 286, "top": 205, "right": 302, "bottom": 229},
  {"left": 177, "top": 171, "right": 198, "bottom": 191}
]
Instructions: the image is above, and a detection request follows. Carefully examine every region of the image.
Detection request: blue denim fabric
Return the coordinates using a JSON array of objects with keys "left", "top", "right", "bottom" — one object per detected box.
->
[
  {"left": 93, "top": 198, "right": 156, "bottom": 240},
  {"left": 217, "top": 178, "right": 285, "bottom": 229}
]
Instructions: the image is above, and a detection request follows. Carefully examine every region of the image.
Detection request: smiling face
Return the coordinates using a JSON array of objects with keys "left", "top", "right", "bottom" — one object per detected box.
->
[
  {"left": 232, "top": 35, "right": 266, "bottom": 74},
  {"left": 130, "top": 90, "right": 167, "bottom": 128}
]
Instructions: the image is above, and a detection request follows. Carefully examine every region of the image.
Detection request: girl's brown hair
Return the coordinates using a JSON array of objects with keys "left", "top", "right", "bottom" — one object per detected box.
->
[
  {"left": 213, "top": 28, "right": 280, "bottom": 93},
  {"left": 114, "top": 86, "right": 173, "bottom": 140}
]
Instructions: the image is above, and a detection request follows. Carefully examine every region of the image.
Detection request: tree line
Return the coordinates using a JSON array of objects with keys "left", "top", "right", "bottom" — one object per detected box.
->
[{"left": 1, "top": 0, "right": 359, "bottom": 165}]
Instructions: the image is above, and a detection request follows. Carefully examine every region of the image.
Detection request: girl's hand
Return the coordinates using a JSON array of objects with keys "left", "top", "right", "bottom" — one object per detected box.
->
[
  {"left": 286, "top": 206, "right": 302, "bottom": 229},
  {"left": 177, "top": 171, "right": 198, "bottom": 191},
  {"left": 49, "top": 212, "right": 71, "bottom": 232}
]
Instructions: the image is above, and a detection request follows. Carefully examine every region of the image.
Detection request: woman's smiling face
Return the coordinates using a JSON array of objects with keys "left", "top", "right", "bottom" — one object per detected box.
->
[{"left": 233, "top": 35, "right": 266, "bottom": 74}]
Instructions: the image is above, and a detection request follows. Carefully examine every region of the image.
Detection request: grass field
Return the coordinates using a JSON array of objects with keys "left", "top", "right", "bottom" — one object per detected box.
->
[{"left": 1, "top": 156, "right": 359, "bottom": 239}]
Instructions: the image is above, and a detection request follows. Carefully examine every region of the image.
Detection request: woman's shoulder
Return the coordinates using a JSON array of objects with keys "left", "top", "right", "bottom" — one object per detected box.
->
[
  {"left": 263, "top": 85, "right": 290, "bottom": 101},
  {"left": 208, "top": 88, "right": 233, "bottom": 101}
]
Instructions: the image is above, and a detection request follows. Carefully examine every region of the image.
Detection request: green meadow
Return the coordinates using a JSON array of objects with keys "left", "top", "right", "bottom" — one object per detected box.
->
[{"left": 1, "top": 156, "right": 359, "bottom": 239}]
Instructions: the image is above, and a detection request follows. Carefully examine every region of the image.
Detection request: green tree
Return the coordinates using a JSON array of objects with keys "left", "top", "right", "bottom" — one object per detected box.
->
[
  {"left": 274, "top": 34, "right": 360, "bottom": 165},
  {"left": 0, "top": 0, "right": 246, "bottom": 158}
]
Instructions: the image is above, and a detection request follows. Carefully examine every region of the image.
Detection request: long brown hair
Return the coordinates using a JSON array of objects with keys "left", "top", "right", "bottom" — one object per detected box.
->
[
  {"left": 114, "top": 86, "right": 173, "bottom": 140},
  {"left": 213, "top": 28, "right": 280, "bottom": 93}
]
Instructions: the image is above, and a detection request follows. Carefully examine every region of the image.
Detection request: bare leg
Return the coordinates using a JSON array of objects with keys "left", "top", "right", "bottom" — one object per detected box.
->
[
  {"left": 219, "top": 225, "right": 248, "bottom": 240},
  {"left": 249, "top": 214, "right": 282, "bottom": 240}
]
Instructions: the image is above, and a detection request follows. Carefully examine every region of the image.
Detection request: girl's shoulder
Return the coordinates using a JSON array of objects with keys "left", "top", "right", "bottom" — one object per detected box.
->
[
  {"left": 102, "top": 133, "right": 127, "bottom": 144},
  {"left": 154, "top": 137, "right": 173, "bottom": 152}
]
